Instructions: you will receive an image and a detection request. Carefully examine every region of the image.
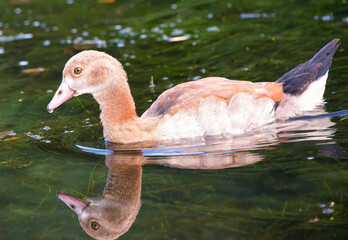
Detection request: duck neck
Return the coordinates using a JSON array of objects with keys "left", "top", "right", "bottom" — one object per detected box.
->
[
  {"left": 92, "top": 78, "right": 152, "bottom": 143},
  {"left": 93, "top": 81, "right": 138, "bottom": 123}
]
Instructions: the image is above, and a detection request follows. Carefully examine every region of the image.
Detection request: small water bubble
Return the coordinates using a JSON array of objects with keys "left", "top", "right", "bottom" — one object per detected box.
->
[
  {"left": 321, "top": 14, "right": 333, "bottom": 21},
  {"left": 151, "top": 26, "right": 163, "bottom": 34},
  {"left": 206, "top": 26, "right": 220, "bottom": 32},
  {"left": 227, "top": 3, "right": 232, "bottom": 8},
  {"left": 15, "top": 8, "right": 22, "bottom": 14},
  {"left": 32, "top": 21, "right": 40, "bottom": 27},
  {"left": 44, "top": 140, "right": 51, "bottom": 143},
  {"left": 48, "top": 109, "right": 54, "bottom": 113},
  {"left": 18, "top": 61, "right": 29, "bottom": 66},
  {"left": 193, "top": 76, "right": 201, "bottom": 81},
  {"left": 43, "top": 40, "right": 51, "bottom": 46},
  {"left": 140, "top": 34, "right": 147, "bottom": 39},
  {"left": 130, "top": 39, "right": 135, "bottom": 44},
  {"left": 322, "top": 208, "right": 334, "bottom": 214},
  {"left": 20, "top": 91, "right": 24, "bottom": 94},
  {"left": 67, "top": 0, "right": 74, "bottom": 4},
  {"left": 46, "top": 89, "right": 53, "bottom": 93},
  {"left": 130, "top": 55, "right": 136, "bottom": 59},
  {"left": 71, "top": 28, "right": 78, "bottom": 34},
  {"left": 43, "top": 126, "right": 51, "bottom": 130},
  {"left": 119, "top": 27, "right": 133, "bottom": 35},
  {"left": 114, "top": 25, "right": 122, "bottom": 30},
  {"left": 117, "top": 42, "right": 125, "bottom": 48},
  {"left": 74, "top": 36, "right": 83, "bottom": 42},
  {"left": 207, "top": 13, "right": 214, "bottom": 19},
  {"left": 23, "top": 20, "right": 30, "bottom": 26},
  {"left": 0, "top": 47, "right": 4, "bottom": 54},
  {"left": 124, "top": 62, "right": 130, "bottom": 66},
  {"left": 162, "top": 77, "right": 168, "bottom": 80},
  {"left": 162, "top": 34, "right": 169, "bottom": 41},
  {"left": 82, "top": 31, "right": 89, "bottom": 37},
  {"left": 168, "top": 83, "right": 174, "bottom": 88},
  {"left": 52, "top": 26, "right": 59, "bottom": 31},
  {"left": 171, "top": 29, "right": 184, "bottom": 36},
  {"left": 171, "top": 4, "right": 177, "bottom": 9},
  {"left": 26, "top": 132, "right": 44, "bottom": 140},
  {"left": 307, "top": 156, "right": 314, "bottom": 160}
]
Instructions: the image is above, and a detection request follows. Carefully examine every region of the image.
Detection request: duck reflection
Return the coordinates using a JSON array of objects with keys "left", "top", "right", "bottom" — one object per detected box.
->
[
  {"left": 57, "top": 152, "right": 143, "bottom": 240},
  {"left": 57, "top": 108, "right": 346, "bottom": 240}
]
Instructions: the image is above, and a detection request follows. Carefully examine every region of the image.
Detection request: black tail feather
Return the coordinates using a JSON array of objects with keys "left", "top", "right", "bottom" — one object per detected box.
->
[{"left": 276, "top": 39, "right": 339, "bottom": 95}]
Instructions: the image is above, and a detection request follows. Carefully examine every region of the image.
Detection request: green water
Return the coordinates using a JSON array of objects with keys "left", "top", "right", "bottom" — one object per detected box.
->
[{"left": 1, "top": 0, "right": 348, "bottom": 239}]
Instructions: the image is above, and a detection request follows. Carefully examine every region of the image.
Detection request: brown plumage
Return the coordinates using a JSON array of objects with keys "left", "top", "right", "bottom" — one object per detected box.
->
[{"left": 47, "top": 39, "right": 340, "bottom": 143}]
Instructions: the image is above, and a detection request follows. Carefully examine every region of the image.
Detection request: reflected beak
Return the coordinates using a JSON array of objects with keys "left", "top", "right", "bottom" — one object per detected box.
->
[
  {"left": 47, "top": 80, "right": 76, "bottom": 112},
  {"left": 57, "top": 191, "right": 89, "bottom": 216}
]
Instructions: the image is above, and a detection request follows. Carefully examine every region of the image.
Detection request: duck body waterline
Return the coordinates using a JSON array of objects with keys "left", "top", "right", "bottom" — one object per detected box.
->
[{"left": 47, "top": 39, "right": 340, "bottom": 144}]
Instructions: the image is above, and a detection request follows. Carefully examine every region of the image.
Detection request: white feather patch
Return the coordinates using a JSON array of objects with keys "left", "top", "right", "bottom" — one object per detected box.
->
[{"left": 275, "top": 71, "right": 328, "bottom": 119}]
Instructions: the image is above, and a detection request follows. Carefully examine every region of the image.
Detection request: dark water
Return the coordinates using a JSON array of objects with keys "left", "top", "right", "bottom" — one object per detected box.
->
[{"left": 1, "top": 0, "right": 348, "bottom": 239}]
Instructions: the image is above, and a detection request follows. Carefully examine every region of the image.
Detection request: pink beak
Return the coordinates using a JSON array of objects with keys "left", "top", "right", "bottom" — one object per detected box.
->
[
  {"left": 57, "top": 190, "right": 89, "bottom": 216},
  {"left": 47, "top": 80, "right": 76, "bottom": 112}
]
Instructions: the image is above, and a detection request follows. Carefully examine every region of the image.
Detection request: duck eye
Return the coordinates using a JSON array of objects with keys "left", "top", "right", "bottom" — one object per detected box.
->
[
  {"left": 91, "top": 221, "right": 100, "bottom": 230},
  {"left": 74, "top": 67, "right": 82, "bottom": 75}
]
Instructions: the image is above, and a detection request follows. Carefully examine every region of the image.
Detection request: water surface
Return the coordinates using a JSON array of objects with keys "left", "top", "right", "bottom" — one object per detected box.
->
[{"left": 0, "top": 0, "right": 348, "bottom": 239}]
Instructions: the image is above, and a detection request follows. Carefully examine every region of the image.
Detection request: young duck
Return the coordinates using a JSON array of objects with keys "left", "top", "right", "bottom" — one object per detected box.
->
[{"left": 47, "top": 39, "right": 339, "bottom": 144}]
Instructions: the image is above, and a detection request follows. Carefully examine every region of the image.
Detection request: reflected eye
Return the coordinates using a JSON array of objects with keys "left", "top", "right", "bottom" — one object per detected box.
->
[
  {"left": 91, "top": 221, "right": 100, "bottom": 230},
  {"left": 74, "top": 67, "right": 82, "bottom": 75}
]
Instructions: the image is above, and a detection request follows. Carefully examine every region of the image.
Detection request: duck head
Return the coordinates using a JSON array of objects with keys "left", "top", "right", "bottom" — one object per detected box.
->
[{"left": 47, "top": 50, "right": 127, "bottom": 112}]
